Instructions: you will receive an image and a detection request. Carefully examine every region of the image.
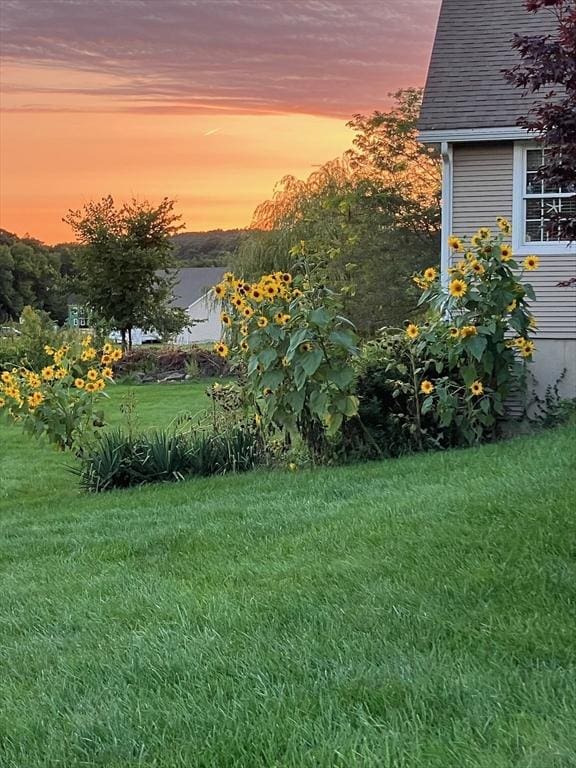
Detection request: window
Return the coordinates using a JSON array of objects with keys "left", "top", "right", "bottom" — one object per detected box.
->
[{"left": 517, "top": 146, "right": 576, "bottom": 249}]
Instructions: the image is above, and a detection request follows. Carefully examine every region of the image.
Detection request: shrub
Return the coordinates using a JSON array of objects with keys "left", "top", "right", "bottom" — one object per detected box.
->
[
  {"left": 74, "top": 423, "right": 265, "bottom": 492},
  {"left": 212, "top": 266, "right": 359, "bottom": 457},
  {"left": 349, "top": 219, "right": 540, "bottom": 454},
  {"left": 114, "top": 345, "right": 229, "bottom": 379},
  {"left": 0, "top": 306, "right": 81, "bottom": 373},
  {"left": 0, "top": 333, "right": 123, "bottom": 452}
]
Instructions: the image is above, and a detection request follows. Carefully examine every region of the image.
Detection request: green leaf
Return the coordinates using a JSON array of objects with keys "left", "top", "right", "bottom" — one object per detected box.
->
[
  {"left": 308, "top": 307, "right": 331, "bottom": 328},
  {"left": 258, "top": 348, "right": 278, "bottom": 370},
  {"left": 467, "top": 334, "right": 487, "bottom": 362},
  {"left": 421, "top": 395, "right": 434, "bottom": 415},
  {"left": 326, "top": 367, "right": 355, "bottom": 389},
  {"left": 461, "top": 365, "right": 477, "bottom": 387},
  {"left": 309, "top": 390, "right": 329, "bottom": 419},
  {"left": 301, "top": 348, "right": 324, "bottom": 376},
  {"left": 293, "top": 364, "right": 307, "bottom": 391},
  {"left": 328, "top": 329, "right": 357, "bottom": 350},
  {"left": 261, "top": 369, "right": 283, "bottom": 390},
  {"left": 285, "top": 388, "right": 306, "bottom": 413}
]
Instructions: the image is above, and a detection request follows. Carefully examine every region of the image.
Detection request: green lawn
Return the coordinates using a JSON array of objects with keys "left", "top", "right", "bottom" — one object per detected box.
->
[{"left": 0, "top": 383, "right": 575, "bottom": 767}]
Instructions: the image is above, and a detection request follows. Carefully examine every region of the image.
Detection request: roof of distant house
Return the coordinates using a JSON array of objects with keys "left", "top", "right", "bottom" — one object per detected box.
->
[
  {"left": 171, "top": 267, "right": 226, "bottom": 309},
  {"left": 418, "top": 0, "right": 559, "bottom": 133}
]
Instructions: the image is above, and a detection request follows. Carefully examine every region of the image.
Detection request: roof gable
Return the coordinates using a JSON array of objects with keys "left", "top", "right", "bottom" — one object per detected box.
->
[{"left": 419, "top": 0, "right": 558, "bottom": 133}]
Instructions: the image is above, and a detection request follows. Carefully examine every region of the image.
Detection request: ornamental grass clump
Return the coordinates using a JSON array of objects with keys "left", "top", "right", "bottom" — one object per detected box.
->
[
  {"left": 0, "top": 334, "right": 123, "bottom": 453},
  {"left": 212, "top": 268, "right": 359, "bottom": 455},
  {"left": 407, "top": 217, "right": 539, "bottom": 444}
]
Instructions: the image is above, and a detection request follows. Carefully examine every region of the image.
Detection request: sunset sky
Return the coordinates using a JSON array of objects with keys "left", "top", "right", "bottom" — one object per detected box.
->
[{"left": 0, "top": 0, "right": 441, "bottom": 244}]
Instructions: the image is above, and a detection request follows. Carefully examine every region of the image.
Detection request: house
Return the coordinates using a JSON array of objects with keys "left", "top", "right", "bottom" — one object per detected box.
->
[
  {"left": 418, "top": 0, "right": 576, "bottom": 398},
  {"left": 172, "top": 267, "right": 225, "bottom": 345}
]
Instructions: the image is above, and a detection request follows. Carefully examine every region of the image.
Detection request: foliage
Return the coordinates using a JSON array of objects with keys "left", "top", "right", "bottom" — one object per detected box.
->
[
  {"left": 350, "top": 219, "right": 541, "bottom": 453},
  {"left": 0, "top": 333, "right": 122, "bottom": 452},
  {"left": 0, "top": 305, "right": 81, "bottom": 372},
  {"left": 213, "top": 268, "right": 359, "bottom": 454},
  {"left": 505, "top": 0, "right": 576, "bottom": 240},
  {"left": 0, "top": 229, "right": 75, "bottom": 324},
  {"left": 529, "top": 369, "right": 576, "bottom": 427},
  {"left": 74, "top": 422, "right": 265, "bottom": 492},
  {"left": 63, "top": 196, "right": 188, "bottom": 348},
  {"left": 406, "top": 220, "right": 539, "bottom": 445},
  {"left": 171, "top": 229, "right": 243, "bottom": 267},
  {"left": 236, "top": 90, "right": 441, "bottom": 334}
]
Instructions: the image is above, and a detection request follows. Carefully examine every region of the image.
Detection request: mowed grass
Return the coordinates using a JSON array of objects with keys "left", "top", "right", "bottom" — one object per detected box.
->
[{"left": 0, "top": 383, "right": 575, "bottom": 767}]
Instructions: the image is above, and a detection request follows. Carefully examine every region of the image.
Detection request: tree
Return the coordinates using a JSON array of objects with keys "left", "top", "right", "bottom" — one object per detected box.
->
[
  {"left": 63, "top": 196, "right": 187, "bottom": 348},
  {"left": 505, "top": 0, "right": 576, "bottom": 240},
  {"left": 237, "top": 90, "right": 441, "bottom": 334},
  {"left": 0, "top": 229, "right": 69, "bottom": 324}
]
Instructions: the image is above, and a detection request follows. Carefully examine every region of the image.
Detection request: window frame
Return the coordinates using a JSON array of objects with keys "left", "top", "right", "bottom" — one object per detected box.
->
[{"left": 512, "top": 142, "right": 576, "bottom": 256}]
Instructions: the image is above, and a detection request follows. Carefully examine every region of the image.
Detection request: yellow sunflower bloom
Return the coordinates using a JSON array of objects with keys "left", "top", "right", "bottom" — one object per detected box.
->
[
  {"left": 101, "top": 354, "right": 112, "bottom": 365},
  {"left": 41, "top": 366, "right": 55, "bottom": 381},
  {"left": 523, "top": 255, "right": 540, "bottom": 271},
  {"left": 449, "top": 279, "right": 467, "bottom": 299},
  {"left": 424, "top": 267, "right": 438, "bottom": 282},
  {"left": 257, "top": 316, "right": 268, "bottom": 328},
  {"left": 214, "top": 342, "right": 229, "bottom": 358},
  {"left": 102, "top": 367, "right": 114, "bottom": 378},
  {"left": 420, "top": 380, "right": 434, "bottom": 395},
  {"left": 85, "top": 382, "right": 96, "bottom": 393},
  {"left": 448, "top": 235, "right": 464, "bottom": 252},
  {"left": 500, "top": 244, "right": 513, "bottom": 261},
  {"left": 87, "top": 369, "right": 99, "bottom": 381},
  {"left": 242, "top": 306, "right": 254, "bottom": 319},
  {"left": 221, "top": 312, "right": 232, "bottom": 327},
  {"left": 470, "top": 380, "right": 484, "bottom": 396},
  {"left": 111, "top": 349, "right": 123, "bottom": 362},
  {"left": 406, "top": 323, "right": 420, "bottom": 340},
  {"left": 460, "top": 325, "right": 478, "bottom": 338}
]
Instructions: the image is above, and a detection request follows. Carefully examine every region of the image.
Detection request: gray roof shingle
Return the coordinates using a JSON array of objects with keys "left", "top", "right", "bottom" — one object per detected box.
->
[
  {"left": 170, "top": 267, "right": 225, "bottom": 309},
  {"left": 418, "top": 0, "right": 559, "bottom": 132}
]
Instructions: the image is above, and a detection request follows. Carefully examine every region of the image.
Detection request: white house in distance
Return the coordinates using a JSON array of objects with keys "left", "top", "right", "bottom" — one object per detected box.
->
[
  {"left": 172, "top": 267, "right": 225, "bottom": 345},
  {"left": 418, "top": 0, "right": 576, "bottom": 398}
]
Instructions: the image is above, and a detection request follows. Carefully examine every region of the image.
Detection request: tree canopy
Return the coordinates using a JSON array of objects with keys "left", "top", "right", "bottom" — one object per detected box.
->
[
  {"left": 236, "top": 90, "right": 441, "bottom": 334},
  {"left": 63, "top": 196, "right": 187, "bottom": 348}
]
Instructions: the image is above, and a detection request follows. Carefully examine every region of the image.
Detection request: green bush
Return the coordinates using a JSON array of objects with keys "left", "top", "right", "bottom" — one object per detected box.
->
[
  {"left": 74, "top": 423, "right": 265, "bottom": 492},
  {"left": 0, "top": 306, "right": 81, "bottom": 373}
]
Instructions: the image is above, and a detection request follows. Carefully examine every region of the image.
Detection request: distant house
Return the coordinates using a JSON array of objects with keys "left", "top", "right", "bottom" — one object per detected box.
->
[
  {"left": 172, "top": 267, "right": 225, "bottom": 345},
  {"left": 418, "top": 0, "right": 576, "bottom": 397}
]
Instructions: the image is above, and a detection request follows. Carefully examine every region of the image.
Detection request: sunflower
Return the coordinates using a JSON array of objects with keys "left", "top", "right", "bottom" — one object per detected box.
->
[
  {"left": 257, "top": 316, "right": 268, "bottom": 328},
  {"left": 496, "top": 216, "right": 511, "bottom": 234},
  {"left": 80, "top": 348, "right": 97, "bottom": 362},
  {"left": 424, "top": 267, "right": 438, "bottom": 282},
  {"left": 27, "top": 391, "right": 44, "bottom": 409},
  {"left": 214, "top": 342, "right": 229, "bottom": 358},
  {"left": 448, "top": 235, "right": 464, "bottom": 252},
  {"left": 449, "top": 279, "right": 467, "bottom": 299},
  {"left": 101, "top": 354, "right": 112, "bottom": 365},
  {"left": 500, "top": 244, "right": 513, "bottom": 261},
  {"left": 275, "top": 312, "right": 290, "bottom": 325},
  {"left": 221, "top": 312, "right": 232, "bottom": 327},
  {"left": 81, "top": 335, "right": 93, "bottom": 347},
  {"left": 102, "top": 367, "right": 114, "bottom": 378},
  {"left": 223, "top": 272, "right": 235, "bottom": 283},
  {"left": 523, "top": 255, "right": 540, "bottom": 271},
  {"left": 478, "top": 227, "right": 491, "bottom": 239},
  {"left": 520, "top": 339, "right": 536, "bottom": 358},
  {"left": 239, "top": 323, "right": 249, "bottom": 336},
  {"left": 506, "top": 300, "right": 517, "bottom": 313},
  {"left": 1, "top": 371, "right": 13, "bottom": 384},
  {"left": 281, "top": 273, "right": 292, "bottom": 284},
  {"left": 292, "top": 288, "right": 303, "bottom": 298},
  {"left": 300, "top": 342, "right": 313, "bottom": 353},
  {"left": 0, "top": 397, "right": 5, "bottom": 408},
  {"left": 231, "top": 294, "right": 244, "bottom": 309},
  {"left": 41, "top": 366, "right": 55, "bottom": 381},
  {"left": 470, "top": 234, "right": 482, "bottom": 248},
  {"left": 263, "top": 387, "right": 273, "bottom": 396},
  {"left": 242, "top": 306, "right": 254, "bottom": 319},
  {"left": 111, "top": 349, "right": 123, "bottom": 362},
  {"left": 27, "top": 373, "right": 41, "bottom": 388},
  {"left": 460, "top": 325, "right": 477, "bottom": 338},
  {"left": 470, "top": 380, "right": 484, "bottom": 396},
  {"left": 405, "top": 323, "right": 420, "bottom": 340},
  {"left": 103, "top": 343, "right": 113, "bottom": 355},
  {"left": 214, "top": 283, "right": 226, "bottom": 298},
  {"left": 74, "top": 378, "right": 85, "bottom": 389},
  {"left": 240, "top": 340, "right": 249, "bottom": 353},
  {"left": 528, "top": 316, "right": 538, "bottom": 330},
  {"left": 54, "top": 367, "right": 67, "bottom": 380},
  {"left": 44, "top": 345, "right": 55, "bottom": 356},
  {"left": 96, "top": 379, "right": 106, "bottom": 391},
  {"left": 85, "top": 382, "right": 97, "bottom": 393},
  {"left": 420, "top": 380, "right": 434, "bottom": 395},
  {"left": 469, "top": 260, "right": 484, "bottom": 275},
  {"left": 449, "top": 327, "right": 460, "bottom": 338},
  {"left": 86, "top": 368, "right": 98, "bottom": 382},
  {"left": 250, "top": 287, "right": 264, "bottom": 302}
]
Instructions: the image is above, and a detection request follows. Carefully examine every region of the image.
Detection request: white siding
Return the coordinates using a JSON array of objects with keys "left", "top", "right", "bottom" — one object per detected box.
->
[{"left": 451, "top": 142, "right": 576, "bottom": 341}]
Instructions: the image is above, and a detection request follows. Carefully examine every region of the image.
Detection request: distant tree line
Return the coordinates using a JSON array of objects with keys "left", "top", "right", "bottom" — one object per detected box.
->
[{"left": 172, "top": 229, "right": 244, "bottom": 267}]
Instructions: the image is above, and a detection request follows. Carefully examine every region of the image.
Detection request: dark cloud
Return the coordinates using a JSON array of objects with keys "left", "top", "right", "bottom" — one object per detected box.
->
[{"left": 0, "top": 0, "right": 441, "bottom": 116}]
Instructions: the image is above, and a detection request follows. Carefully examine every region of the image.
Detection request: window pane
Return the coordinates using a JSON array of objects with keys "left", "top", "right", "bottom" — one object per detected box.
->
[
  {"left": 526, "top": 149, "right": 543, "bottom": 171},
  {"left": 525, "top": 196, "right": 576, "bottom": 241},
  {"left": 526, "top": 172, "right": 542, "bottom": 195}
]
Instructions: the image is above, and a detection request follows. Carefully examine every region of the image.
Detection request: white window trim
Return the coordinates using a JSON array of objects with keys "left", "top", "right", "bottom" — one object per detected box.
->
[{"left": 512, "top": 141, "right": 576, "bottom": 255}]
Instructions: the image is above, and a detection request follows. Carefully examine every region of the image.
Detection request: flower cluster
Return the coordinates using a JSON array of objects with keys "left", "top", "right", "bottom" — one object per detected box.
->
[
  {"left": 212, "top": 268, "right": 359, "bottom": 446},
  {"left": 403, "top": 218, "right": 540, "bottom": 443},
  {"left": 0, "top": 334, "right": 123, "bottom": 451},
  {"left": 213, "top": 271, "right": 301, "bottom": 358}
]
